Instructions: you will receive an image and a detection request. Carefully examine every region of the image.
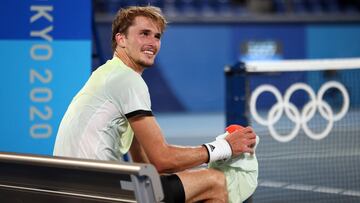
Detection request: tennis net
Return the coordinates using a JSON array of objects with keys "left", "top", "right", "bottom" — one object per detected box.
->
[{"left": 226, "top": 57, "right": 360, "bottom": 203}]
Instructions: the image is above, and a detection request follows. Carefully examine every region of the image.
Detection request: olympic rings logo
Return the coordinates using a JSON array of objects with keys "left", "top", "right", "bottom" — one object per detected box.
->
[{"left": 250, "top": 81, "right": 349, "bottom": 142}]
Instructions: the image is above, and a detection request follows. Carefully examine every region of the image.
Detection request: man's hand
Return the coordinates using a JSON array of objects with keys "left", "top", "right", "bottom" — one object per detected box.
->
[{"left": 224, "top": 126, "right": 257, "bottom": 156}]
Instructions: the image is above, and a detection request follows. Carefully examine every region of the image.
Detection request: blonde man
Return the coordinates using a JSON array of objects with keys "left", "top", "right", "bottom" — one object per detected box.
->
[{"left": 54, "top": 6, "right": 257, "bottom": 203}]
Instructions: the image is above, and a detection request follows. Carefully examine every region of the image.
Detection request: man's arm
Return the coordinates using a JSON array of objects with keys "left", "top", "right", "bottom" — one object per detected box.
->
[
  {"left": 129, "top": 135, "right": 150, "bottom": 163},
  {"left": 129, "top": 116, "right": 256, "bottom": 173},
  {"left": 129, "top": 116, "right": 207, "bottom": 173}
]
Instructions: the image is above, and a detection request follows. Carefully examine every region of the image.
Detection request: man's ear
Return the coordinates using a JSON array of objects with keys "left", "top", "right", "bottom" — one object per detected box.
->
[{"left": 115, "top": 33, "right": 126, "bottom": 48}]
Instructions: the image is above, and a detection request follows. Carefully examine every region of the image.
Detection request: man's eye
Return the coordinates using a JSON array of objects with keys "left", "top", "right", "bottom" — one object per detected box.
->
[
  {"left": 141, "top": 32, "right": 149, "bottom": 36},
  {"left": 155, "top": 34, "right": 161, "bottom": 39}
]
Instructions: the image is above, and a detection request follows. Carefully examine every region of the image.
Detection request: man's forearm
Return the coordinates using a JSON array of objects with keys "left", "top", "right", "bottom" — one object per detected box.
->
[{"left": 147, "top": 144, "right": 209, "bottom": 173}]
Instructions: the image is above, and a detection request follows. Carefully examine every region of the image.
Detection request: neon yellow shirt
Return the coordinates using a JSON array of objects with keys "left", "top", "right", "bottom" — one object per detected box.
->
[{"left": 54, "top": 57, "right": 152, "bottom": 160}]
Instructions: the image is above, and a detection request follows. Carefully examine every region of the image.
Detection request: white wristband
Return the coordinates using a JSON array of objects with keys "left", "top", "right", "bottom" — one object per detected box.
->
[{"left": 204, "top": 139, "right": 232, "bottom": 163}]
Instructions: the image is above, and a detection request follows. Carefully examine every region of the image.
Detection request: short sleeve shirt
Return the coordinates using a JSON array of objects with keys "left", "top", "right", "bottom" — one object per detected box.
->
[{"left": 53, "top": 57, "right": 152, "bottom": 161}]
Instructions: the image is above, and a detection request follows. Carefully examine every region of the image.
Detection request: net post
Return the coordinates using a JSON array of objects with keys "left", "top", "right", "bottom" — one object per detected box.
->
[{"left": 224, "top": 61, "right": 249, "bottom": 127}]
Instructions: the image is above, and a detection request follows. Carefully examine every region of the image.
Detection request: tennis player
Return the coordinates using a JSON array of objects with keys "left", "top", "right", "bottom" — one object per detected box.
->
[{"left": 53, "top": 6, "right": 257, "bottom": 203}]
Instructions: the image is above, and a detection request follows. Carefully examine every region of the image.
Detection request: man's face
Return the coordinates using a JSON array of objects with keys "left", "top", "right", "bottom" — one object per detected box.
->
[{"left": 123, "top": 16, "right": 162, "bottom": 68}]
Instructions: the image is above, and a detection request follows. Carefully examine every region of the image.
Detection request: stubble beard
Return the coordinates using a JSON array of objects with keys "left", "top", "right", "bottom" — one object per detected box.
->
[{"left": 136, "top": 58, "right": 155, "bottom": 68}]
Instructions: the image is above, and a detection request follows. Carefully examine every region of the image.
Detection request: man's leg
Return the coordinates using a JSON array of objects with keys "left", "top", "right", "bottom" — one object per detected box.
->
[{"left": 177, "top": 168, "right": 228, "bottom": 203}]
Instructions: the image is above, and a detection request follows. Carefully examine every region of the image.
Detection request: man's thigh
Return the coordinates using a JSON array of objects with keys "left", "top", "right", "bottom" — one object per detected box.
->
[
  {"left": 176, "top": 168, "right": 227, "bottom": 202},
  {"left": 160, "top": 174, "right": 185, "bottom": 203}
]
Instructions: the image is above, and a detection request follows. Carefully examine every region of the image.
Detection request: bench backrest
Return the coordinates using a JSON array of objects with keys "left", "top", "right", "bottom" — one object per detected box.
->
[{"left": 0, "top": 152, "right": 164, "bottom": 203}]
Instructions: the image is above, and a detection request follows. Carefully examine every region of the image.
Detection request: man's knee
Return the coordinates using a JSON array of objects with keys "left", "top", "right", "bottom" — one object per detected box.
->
[
  {"left": 207, "top": 169, "right": 228, "bottom": 200},
  {"left": 207, "top": 168, "right": 226, "bottom": 187}
]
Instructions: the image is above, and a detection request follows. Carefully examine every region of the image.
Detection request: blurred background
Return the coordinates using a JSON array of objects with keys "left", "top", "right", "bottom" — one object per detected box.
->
[
  {"left": 93, "top": 0, "right": 360, "bottom": 113},
  {"left": 1, "top": 0, "right": 360, "bottom": 202},
  {"left": 91, "top": 0, "right": 360, "bottom": 143}
]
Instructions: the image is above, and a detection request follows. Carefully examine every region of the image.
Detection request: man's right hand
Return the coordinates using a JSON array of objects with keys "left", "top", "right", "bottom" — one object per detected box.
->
[{"left": 224, "top": 126, "right": 257, "bottom": 156}]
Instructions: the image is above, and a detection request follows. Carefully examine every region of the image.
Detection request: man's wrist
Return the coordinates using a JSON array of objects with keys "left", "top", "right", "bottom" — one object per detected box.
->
[
  {"left": 202, "top": 144, "right": 210, "bottom": 163},
  {"left": 203, "top": 139, "right": 232, "bottom": 163}
]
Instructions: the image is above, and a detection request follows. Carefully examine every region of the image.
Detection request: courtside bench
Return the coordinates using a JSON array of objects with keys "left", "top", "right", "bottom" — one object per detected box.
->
[{"left": 0, "top": 152, "right": 163, "bottom": 203}]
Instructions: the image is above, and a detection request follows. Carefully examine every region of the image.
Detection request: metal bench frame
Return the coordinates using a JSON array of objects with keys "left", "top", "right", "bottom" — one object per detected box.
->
[{"left": 0, "top": 152, "right": 164, "bottom": 203}]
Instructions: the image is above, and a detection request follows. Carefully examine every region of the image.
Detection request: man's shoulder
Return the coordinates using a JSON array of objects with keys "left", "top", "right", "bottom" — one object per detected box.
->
[
  {"left": 93, "top": 58, "right": 131, "bottom": 80},
  {"left": 103, "top": 59, "right": 147, "bottom": 91},
  {"left": 97, "top": 57, "right": 124, "bottom": 72}
]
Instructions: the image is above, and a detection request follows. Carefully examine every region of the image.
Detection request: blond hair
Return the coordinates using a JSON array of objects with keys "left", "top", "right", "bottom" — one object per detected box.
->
[{"left": 111, "top": 6, "right": 167, "bottom": 52}]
